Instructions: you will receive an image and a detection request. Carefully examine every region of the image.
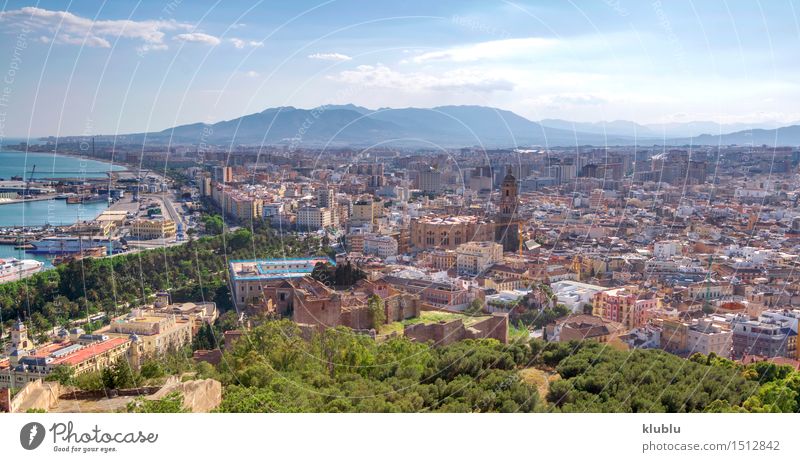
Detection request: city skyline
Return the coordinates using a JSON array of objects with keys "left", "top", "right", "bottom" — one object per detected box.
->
[{"left": 0, "top": 0, "right": 799, "bottom": 137}]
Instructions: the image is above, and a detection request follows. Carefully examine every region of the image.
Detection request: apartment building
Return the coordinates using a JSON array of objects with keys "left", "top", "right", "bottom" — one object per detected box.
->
[
  {"left": 363, "top": 234, "right": 398, "bottom": 259},
  {"left": 593, "top": 286, "right": 659, "bottom": 329},
  {"left": 455, "top": 241, "right": 503, "bottom": 275},
  {"left": 131, "top": 218, "right": 177, "bottom": 240},
  {"left": 297, "top": 206, "right": 334, "bottom": 231}
]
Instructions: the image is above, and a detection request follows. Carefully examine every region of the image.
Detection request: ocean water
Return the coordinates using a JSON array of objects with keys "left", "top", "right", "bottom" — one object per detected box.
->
[
  {"left": 0, "top": 150, "right": 125, "bottom": 180},
  {"left": 0, "top": 151, "right": 126, "bottom": 266},
  {"left": 0, "top": 199, "right": 110, "bottom": 227},
  {"left": 0, "top": 245, "right": 53, "bottom": 268}
]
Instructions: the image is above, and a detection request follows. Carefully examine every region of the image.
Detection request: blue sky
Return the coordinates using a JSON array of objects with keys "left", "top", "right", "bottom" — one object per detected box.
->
[{"left": 0, "top": 0, "right": 798, "bottom": 137}]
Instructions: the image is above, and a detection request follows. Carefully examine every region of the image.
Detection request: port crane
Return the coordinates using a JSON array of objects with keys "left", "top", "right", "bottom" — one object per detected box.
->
[{"left": 24, "top": 164, "right": 35, "bottom": 197}]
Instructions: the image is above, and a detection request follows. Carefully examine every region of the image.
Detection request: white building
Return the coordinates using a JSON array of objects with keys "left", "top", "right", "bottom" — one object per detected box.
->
[
  {"left": 687, "top": 319, "right": 733, "bottom": 356},
  {"left": 455, "top": 241, "right": 503, "bottom": 276},
  {"left": 759, "top": 309, "right": 800, "bottom": 333},
  {"left": 263, "top": 202, "right": 284, "bottom": 218},
  {"left": 653, "top": 240, "right": 681, "bottom": 259},
  {"left": 296, "top": 206, "right": 333, "bottom": 231},
  {"left": 550, "top": 280, "right": 606, "bottom": 313},
  {"left": 363, "top": 234, "right": 398, "bottom": 259}
]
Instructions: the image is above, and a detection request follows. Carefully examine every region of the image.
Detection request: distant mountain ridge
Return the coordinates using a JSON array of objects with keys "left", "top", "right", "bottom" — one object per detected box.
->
[{"left": 97, "top": 105, "right": 800, "bottom": 148}]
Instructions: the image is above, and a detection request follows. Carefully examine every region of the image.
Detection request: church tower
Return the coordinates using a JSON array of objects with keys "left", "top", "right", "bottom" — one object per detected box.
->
[
  {"left": 9, "top": 319, "right": 32, "bottom": 366},
  {"left": 495, "top": 167, "right": 520, "bottom": 252},
  {"left": 10, "top": 319, "right": 31, "bottom": 352}
]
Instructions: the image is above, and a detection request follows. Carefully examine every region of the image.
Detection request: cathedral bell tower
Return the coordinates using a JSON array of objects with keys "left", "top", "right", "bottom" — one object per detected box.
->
[{"left": 495, "top": 167, "right": 520, "bottom": 252}]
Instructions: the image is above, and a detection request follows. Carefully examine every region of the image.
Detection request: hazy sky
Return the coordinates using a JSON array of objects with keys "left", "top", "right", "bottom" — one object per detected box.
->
[{"left": 0, "top": 0, "right": 798, "bottom": 137}]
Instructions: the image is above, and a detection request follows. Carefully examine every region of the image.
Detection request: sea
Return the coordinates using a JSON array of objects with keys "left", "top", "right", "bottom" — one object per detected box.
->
[{"left": 0, "top": 150, "right": 127, "bottom": 267}]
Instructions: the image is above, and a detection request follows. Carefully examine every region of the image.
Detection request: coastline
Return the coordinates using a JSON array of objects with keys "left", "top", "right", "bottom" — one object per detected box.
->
[{"left": 0, "top": 148, "right": 128, "bottom": 176}]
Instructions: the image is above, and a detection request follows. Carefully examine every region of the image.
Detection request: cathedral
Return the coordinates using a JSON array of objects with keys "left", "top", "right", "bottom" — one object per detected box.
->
[{"left": 494, "top": 167, "right": 521, "bottom": 252}]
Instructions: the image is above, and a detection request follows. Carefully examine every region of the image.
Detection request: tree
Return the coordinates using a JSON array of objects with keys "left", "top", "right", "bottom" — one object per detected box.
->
[
  {"left": 127, "top": 391, "right": 188, "bottom": 413},
  {"left": 465, "top": 299, "right": 485, "bottom": 316},
  {"left": 46, "top": 365, "right": 74, "bottom": 386},
  {"left": 367, "top": 295, "right": 385, "bottom": 328},
  {"left": 103, "top": 358, "right": 137, "bottom": 389},
  {"left": 203, "top": 214, "right": 224, "bottom": 235},
  {"left": 193, "top": 323, "right": 218, "bottom": 350}
]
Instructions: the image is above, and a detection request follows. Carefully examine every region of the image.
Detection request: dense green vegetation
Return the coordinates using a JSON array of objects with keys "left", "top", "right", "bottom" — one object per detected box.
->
[
  {"left": 197, "top": 320, "right": 794, "bottom": 413},
  {"left": 0, "top": 224, "right": 326, "bottom": 336},
  {"left": 549, "top": 346, "right": 761, "bottom": 412},
  {"left": 214, "top": 320, "right": 540, "bottom": 412},
  {"left": 46, "top": 350, "right": 197, "bottom": 391},
  {"left": 42, "top": 317, "right": 800, "bottom": 413}
]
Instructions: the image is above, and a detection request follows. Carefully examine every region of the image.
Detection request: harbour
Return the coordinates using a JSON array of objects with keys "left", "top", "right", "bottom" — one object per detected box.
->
[{"left": 0, "top": 150, "right": 128, "bottom": 270}]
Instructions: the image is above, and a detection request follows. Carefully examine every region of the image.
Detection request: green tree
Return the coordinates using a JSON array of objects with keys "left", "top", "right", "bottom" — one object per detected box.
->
[
  {"left": 127, "top": 391, "right": 188, "bottom": 413},
  {"left": 203, "top": 215, "right": 224, "bottom": 235},
  {"left": 465, "top": 298, "right": 485, "bottom": 316},
  {"left": 367, "top": 295, "right": 385, "bottom": 328},
  {"left": 45, "top": 365, "right": 75, "bottom": 386}
]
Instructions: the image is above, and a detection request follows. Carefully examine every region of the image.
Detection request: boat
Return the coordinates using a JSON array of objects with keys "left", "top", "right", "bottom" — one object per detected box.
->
[
  {"left": 66, "top": 194, "right": 108, "bottom": 204},
  {"left": 27, "top": 236, "right": 125, "bottom": 255},
  {"left": 0, "top": 258, "right": 44, "bottom": 283}
]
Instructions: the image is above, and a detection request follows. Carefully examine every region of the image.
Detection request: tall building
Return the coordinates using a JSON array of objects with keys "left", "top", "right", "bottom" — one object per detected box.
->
[
  {"left": 419, "top": 168, "right": 442, "bottom": 194},
  {"left": 199, "top": 175, "right": 212, "bottom": 196},
  {"left": 297, "top": 206, "right": 334, "bottom": 231},
  {"left": 317, "top": 186, "right": 336, "bottom": 209},
  {"left": 350, "top": 197, "right": 383, "bottom": 228},
  {"left": 213, "top": 166, "right": 233, "bottom": 183},
  {"left": 494, "top": 168, "right": 520, "bottom": 252}
]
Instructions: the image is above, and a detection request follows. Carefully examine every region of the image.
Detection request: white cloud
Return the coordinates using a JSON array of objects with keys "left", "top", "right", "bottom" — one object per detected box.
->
[
  {"left": 411, "top": 37, "right": 558, "bottom": 63},
  {"left": 244, "top": 70, "right": 260, "bottom": 78},
  {"left": 530, "top": 93, "right": 609, "bottom": 107},
  {"left": 332, "top": 64, "right": 514, "bottom": 93},
  {"left": 174, "top": 32, "right": 221, "bottom": 46},
  {"left": 229, "top": 38, "right": 264, "bottom": 49},
  {"left": 0, "top": 6, "right": 191, "bottom": 49},
  {"left": 308, "top": 52, "right": 352, "bottom": 62}
]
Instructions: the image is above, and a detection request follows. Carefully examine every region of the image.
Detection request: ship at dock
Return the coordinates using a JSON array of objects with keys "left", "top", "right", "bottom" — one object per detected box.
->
[
  {"left": 66, "top": 194, "right": 109, "bottom": 204},
  {"left": 27, "top": 236, "right": 125, "bottom": 255},
  {"left": 0, "top": 257, "right": 44, "bottom": 282}
]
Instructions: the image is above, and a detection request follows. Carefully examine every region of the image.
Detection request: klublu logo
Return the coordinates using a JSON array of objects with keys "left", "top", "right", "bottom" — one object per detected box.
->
[{"left": 20, "top": 422, "right": 46, "bottom": 450}]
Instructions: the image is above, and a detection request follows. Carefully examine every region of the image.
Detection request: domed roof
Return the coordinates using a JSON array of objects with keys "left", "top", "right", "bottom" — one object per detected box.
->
[{"left": 503, "top": 167, "right": 516, "bottom": 182}]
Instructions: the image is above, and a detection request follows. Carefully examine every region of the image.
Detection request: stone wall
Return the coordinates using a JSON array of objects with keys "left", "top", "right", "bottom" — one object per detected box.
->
[
  {"left": 467, "top": 313, "right": 509, "bottom": 344},
  {"left": 404, "top": 320, "right": 467, "bottom": 346},
  {"left": 9, "top": 379, "right": 61, "bottom": 413},
  {"left": 150, "top": 377, "right": 222, "bottom": 413},
  {"left": 404, "top": 313, "right": 509, "bottom": 346}
]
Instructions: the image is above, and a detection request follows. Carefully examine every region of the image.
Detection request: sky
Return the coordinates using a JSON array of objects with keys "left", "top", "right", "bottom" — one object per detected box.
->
[{"left": 0, "top": 0, "right": 798, "bottom": 137}]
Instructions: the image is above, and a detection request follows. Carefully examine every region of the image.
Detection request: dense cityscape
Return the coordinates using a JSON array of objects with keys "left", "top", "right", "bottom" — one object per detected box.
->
[
  {"left": 0, "top": 138, "right": 798, "bottom": 413},
  {"left": 0, "top": 1, "right": 798, "bottom": 431}
]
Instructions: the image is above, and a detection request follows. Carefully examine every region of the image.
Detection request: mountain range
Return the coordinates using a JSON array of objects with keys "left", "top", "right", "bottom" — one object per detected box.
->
[{"left": 103, "top": 105, "right": 800, "bottom": 148}]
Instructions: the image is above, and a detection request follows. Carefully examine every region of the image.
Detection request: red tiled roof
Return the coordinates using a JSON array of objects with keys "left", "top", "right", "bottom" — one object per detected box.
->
[{"left": 52, "top": 337, "right": 130, "bottom": 366}]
